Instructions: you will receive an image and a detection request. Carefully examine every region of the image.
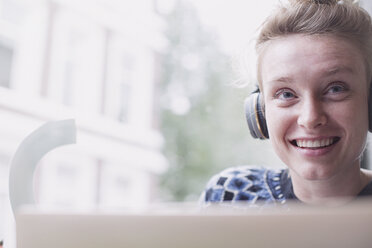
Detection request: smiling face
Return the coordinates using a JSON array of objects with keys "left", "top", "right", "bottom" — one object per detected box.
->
[{"left": 260, "top": 34, "right": 369, "bottom": 181}]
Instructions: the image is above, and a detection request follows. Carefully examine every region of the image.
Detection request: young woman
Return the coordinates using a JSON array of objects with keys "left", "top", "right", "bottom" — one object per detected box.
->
[{"left": 201, "top": 0, "right": 372, "bottom": 206}]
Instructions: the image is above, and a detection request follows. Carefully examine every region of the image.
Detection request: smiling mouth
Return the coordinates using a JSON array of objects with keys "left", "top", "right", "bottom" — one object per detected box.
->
[{"left": 290, "top": 137, "right": 340, "bottom": 149}]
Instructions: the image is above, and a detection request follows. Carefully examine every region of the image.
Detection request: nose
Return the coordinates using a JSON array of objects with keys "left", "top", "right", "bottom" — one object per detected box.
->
[{"left": 297, "top": 97, "right": 327, "bottom": 130}]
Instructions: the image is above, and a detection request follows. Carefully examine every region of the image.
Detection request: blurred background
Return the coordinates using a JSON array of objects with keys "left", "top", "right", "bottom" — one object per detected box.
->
[{"left": 0, "top": 0, "right": 372, "bottom": 246}]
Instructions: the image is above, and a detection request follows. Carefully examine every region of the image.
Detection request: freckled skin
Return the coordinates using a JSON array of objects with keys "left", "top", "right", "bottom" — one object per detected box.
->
[{"left": 260, "top": 34, "right": 369, "bottom": 197}]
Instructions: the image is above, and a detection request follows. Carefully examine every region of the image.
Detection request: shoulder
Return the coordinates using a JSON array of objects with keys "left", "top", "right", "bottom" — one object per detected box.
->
[{"left": 200, "top": 165, "right": 287, "bottom": 205}]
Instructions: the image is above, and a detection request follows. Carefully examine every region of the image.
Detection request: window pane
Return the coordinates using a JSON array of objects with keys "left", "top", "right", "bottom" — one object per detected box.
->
[{"left": 0, "top": 44, "right": 13, "bottom": 88}]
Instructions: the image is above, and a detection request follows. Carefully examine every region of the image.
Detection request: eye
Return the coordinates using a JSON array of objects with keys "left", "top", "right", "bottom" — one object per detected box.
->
[
  {"left": 275, "top": 89, "right": 296, "bottom": 100},
  {"left": 326, "top": 83, "right": 348, "bottom": 94}
]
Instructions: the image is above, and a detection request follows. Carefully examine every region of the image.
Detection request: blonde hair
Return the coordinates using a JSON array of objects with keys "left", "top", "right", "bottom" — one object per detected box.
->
[{"left": 256, "top": 0, "right": 372, "bottom": 86}]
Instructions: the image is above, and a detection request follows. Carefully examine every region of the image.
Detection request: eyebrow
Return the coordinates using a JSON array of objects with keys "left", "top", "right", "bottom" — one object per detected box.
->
[
  {"left": 267, "top": 65, "right": 355, "bottom": 84},
  {"left": 267, "top": 76, "right": 293, "bottom": 85},
  {"left": 322, "top": 66, "right": 354, "bottom": 76}
]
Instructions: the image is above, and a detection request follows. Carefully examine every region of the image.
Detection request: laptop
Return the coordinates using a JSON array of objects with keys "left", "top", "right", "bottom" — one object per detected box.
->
[{"left": 15, "top": 200, "right": 372, "bottom": 248}]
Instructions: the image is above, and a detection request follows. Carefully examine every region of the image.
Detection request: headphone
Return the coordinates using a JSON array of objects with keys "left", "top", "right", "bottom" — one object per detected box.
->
[
  {"left": 245, "top": 86, "right": 372, "bottom": 139},
  {"left": 244, "top": 87, "right": 269, "bottom": 139}
]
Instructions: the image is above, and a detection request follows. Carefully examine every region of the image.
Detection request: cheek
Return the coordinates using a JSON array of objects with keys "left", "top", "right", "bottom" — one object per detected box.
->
[
  {"left": 264, "top": 106, "right": 278, "bottom": 138},
  {"left": 332, "top": 99, "right": 368, "bottom": 133},
  {"left": 327, "top": 100, "right": 368, "bottom": 157},
  {"left": 343, "top": 103, "right": 368, "bottom": 147},
  {"left": 265, "top": 109, "right": 293, "bottom": 164},
  {"left": 265, "top": 105, "right": 291, "bottom": 137},
  {"left": 265, "top": 105, "right": 294, "bottom": 151}
]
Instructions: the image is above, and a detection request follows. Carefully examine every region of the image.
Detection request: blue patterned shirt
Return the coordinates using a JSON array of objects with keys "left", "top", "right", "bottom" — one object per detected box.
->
[{"left": 200, "top": 165, "right": 372, "bottom": 206}]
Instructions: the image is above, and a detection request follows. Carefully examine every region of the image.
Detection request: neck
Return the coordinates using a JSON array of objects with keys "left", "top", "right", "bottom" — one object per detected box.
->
[{"left": 289, "top": 162, "right": 371, "bottom": 206}]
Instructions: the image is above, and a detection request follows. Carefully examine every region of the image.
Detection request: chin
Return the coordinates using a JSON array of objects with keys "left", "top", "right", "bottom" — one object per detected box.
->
[{"left": 290, "top": 163, "right": 336, "bottom": 181}]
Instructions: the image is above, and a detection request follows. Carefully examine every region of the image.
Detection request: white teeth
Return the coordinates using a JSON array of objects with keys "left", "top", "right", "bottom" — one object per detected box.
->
[{"left": 295, "top": 138, "right": 335, "bottom": 148}]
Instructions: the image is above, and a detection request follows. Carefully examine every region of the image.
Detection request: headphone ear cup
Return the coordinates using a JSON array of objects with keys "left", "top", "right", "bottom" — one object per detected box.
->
[{"left": 244, "top": 93, "right": 269, "bottom": 139}]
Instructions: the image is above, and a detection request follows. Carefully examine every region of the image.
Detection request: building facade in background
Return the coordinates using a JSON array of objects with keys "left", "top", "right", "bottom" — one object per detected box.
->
[{"left": 0, "top": 0, "right": 167, "bottom": 243}]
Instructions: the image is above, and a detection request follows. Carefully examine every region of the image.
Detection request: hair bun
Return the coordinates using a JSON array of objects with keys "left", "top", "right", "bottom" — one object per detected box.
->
[
  {"left": 311, "top": 0, "right": 338, "bottom": 3},
  {"left": 289, "top": 0, "right": 349, "bottom": 4}
]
